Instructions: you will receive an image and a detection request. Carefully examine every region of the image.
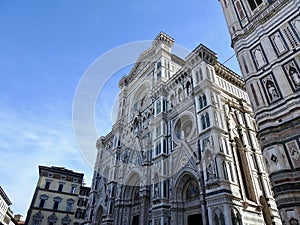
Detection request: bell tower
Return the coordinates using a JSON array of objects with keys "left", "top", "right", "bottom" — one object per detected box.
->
[{"left": 220, "top": 0, "right": 300, "bottom": 223}]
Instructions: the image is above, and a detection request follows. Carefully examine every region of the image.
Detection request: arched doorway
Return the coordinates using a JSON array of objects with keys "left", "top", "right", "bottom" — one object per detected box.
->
[
  {"left": 94, "top": 205, "right": 103, "bottom": 225},
  {"left": 122, "top": 172, "right": 142, "bottom": 225},
  {"left": 173, "top": 172, "right": 203, "bottom": 225}
]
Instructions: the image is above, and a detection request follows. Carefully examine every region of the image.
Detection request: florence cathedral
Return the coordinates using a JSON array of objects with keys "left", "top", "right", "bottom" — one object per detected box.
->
[{"left": 86, "top": 32, "right": 282, "bottom": 225}]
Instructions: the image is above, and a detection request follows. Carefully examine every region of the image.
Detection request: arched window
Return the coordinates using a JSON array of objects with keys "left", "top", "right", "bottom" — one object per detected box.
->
[
  {"left": 38, "top": 195, "right": 48, "bottom": 208},
  {"left": 66, "top": 199, "right": 74, "bottom": 212},
  {"left": 32, "top": 212, "right": 44, "bottom": 225},
  {"left": 214, "top": 214, "right": 220, "bottom": 225},
  {"left": 203, "top": 94, "right": 207, "bottom": 106},
  {"left": 220, "top": 213, "right": 225, "bottom": 225},
  {"left": 195, "top": 71, "right": 199, "bottom": 84},
  {"left": 201, "top": 113, "right": 210, "bottom": 130},
  {"left": 206, "top": 67, "right": 211, "bottom": 80},
  {"left": 199, "top": 68, "right": 203, "bottom": 80},
  {"left": 201, "top": 115, "right": 206, "bottom": 130},
  {"left": 199, "top": 94, "right": 207, "bottom": 110},
  {"left": 47, "top": 213, "right": 58, "bottom": 225},
  {"left": 205, "top": 112, "right": 210, "bottom": 127},
  {"left": 213, "top": 211, "right": 225, "bottom": 225},
  {"left": 223, "top": 162, "right": 228, "bottom": 180},
  {"left": 236, "top": 1, "right": 245, "bottom": 19},
  {"left": 199, "top": 96, "right": 203, "bottom": 109},
  {"left": 247, "top": 0, "right": 263, "bottom": 11},
  {"left": 231, "top": 209, "right": 242, "bottom": 225},
  {"left": 61, "top": 215, "right": 71, "bottom": 225},
  {"left": 52, "top": 197, "right": 62, "bottom": 210}
]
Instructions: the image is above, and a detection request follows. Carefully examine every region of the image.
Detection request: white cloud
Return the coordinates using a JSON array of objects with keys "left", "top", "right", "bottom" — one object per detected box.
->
[{"left": 0, "top": 101, "right": 93, "bottom": 217}]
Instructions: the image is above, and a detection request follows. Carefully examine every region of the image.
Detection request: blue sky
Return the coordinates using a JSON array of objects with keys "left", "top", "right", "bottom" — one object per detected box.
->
[{"left": 0, "top": 0, "right": 240, "bottom": 217}]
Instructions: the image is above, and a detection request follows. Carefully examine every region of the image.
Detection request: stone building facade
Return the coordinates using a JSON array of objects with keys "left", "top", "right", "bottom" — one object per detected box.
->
[
  {"left": 86, "top": 32, "right": 281, "bottom": 225},
  {"left": 74, "top": 186, "right": 90, "bottom": 225},
  {"left": 219, "top": 0, "right": 300, "bottom": 223},
  {"left": 0, "top": 186, "right": 18, "bottom": 225},
  {"left": 25, "top": 166, "right": 90, "bottom": 225}
]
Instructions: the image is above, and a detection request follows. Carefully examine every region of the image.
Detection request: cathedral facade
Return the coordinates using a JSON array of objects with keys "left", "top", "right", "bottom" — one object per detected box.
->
[
  {"left": 86, "top": 32, "right": 281, "bottom": 225},
  {"left": 219, "top": 0, "right": 300, "bottom": 223}
]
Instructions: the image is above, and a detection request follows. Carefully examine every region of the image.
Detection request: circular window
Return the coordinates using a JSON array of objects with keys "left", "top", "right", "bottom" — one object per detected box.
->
[{"left": 174, "top": 115, "right": 193, "bottom": 142}]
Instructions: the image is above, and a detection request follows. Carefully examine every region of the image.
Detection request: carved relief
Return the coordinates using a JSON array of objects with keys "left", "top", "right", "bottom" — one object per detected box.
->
[
  {"left": 286, "top": 140, "right": 300, "bottom": 168},
  {"left": 263, "top": 145, "right": 290, "bottom": 174}
]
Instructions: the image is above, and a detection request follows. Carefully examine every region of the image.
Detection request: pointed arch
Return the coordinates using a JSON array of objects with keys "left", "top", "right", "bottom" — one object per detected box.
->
[
  {"left": 94, "top": 205, "right": 103, "bottom": 225},
  {"left": 231, "top": 208, "right": 242, "bottom": 225},
  {"left": 235, "top": 1, "right": 245, "bottom": 19},
  {"left": 61, "top": 215, "right": 71, "bottom": 225},
  {"left": 173, "top": 170, "right": 200, "bottom": 201},
  {"left": 32, "top": 211, "right": 44, "bottom": 225},
  {"left": 205, "top": 112, "right": 210, "bottom": 127},
  {"left": 47, "top": 213, "right": 58, "bottom": 225},
  {"left": 222, "top": 161, "right": 229, "bottom": 180}
]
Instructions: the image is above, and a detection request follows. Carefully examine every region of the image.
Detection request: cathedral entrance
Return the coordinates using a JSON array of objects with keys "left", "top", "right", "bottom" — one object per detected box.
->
[
  {"left": 188, "top": 214, "right": 203, "bottom": 225},
  {"left": 132, "top": 215, "right": 139, "bottom": 225},
  {"left": 172, "top": 172, "right": 203, "bottom": 225}
]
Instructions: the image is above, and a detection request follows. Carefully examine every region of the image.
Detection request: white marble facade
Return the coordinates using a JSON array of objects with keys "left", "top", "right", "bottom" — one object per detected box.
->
[{"left": 86, "top": 33, "right": 281, "bottom": 225}]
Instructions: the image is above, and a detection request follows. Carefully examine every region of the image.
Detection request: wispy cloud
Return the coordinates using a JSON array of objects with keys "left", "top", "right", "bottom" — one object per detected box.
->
[{"left": 0, "top": 101, "right": 93, "bottom": 217}]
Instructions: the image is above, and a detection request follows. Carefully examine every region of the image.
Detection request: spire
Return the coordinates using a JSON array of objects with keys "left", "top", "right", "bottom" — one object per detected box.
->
[{"left": 152, "top": 31, "right": 174, "bottom": 48}]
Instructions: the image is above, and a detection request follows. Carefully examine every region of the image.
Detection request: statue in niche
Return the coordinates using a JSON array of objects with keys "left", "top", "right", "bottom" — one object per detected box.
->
[
  {"left": 289, "top": 66, "right": 300, "bottom": 86},
  {"left": 211, "top": 92, "right": 216, "bottom": 105},
  {"left": 180, "top": 130, "right": 185, "bottom": 140},
  {"left": 154, "top": 183, "right": 159, "bottom": 197},
  {"left": 122, "top": 151, "right": 129, "bottom": 163},
  {"left": 272, "top": 33, "right": 286, "bottom": 54},
  {"left": 206, "top": 163, "right": 216, "bottom": 180},
  {"left": 292, "top": 19, "right": 300, "bottom": 35},
  {"left": 253, "top": 48, "right": 265, "bottom": 68},
  {"left": 141, "top": 150, "right": 147, "bottom": 160},
  {"left": 265, "top": 79, "right": 279, "bottom": 101},
  {"left": 228, "top": 112, "right": 238, "bottom": 138}
]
